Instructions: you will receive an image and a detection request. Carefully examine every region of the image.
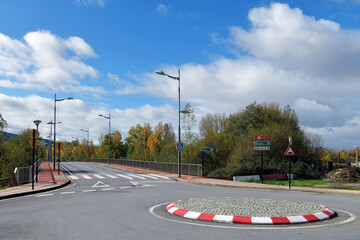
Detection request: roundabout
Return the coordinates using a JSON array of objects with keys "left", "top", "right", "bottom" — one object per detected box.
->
[{"left": 165, "top": 197, "right": 337, "bottom": 225}]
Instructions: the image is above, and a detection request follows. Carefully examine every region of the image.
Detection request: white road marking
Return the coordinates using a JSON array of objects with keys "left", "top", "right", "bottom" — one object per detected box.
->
[
  {"left": 138, "top": 174, "right": 158, "bottom": 180},
  {"left": 102, "top": 188, "right": 115, "bottom": 191},
  {"left": 105, "top": 174, "right": 118, "bottom": 179},
  {"left": 69, "top": 175, "right": 79, "bottom": 180},
  {"left": 81, "top": 174, "right": 92, "bottom": 179},
  {"left": 92, "top": 181, "right": 111, "bottom": 188},
  {"left": 115, "top": 174, "right": 133, "bottom": 180},
  {"left": 128, "top": 174, "right": 146, "bottom": 180},
  {"left": 149, "top": 174, "right": 171, "bottom": 180},
  {"left": 120, "top": 186, "right": 131, "bottom": 189},
  {"left": 82, "top": 189, "right": 96, "bottom": 192},
  {"left": 93, "top": 174, "right": 105, "bottom": 179},
  {"left": 37, "top": 194, "right": 53, "bottom": 197},
  {"left": 60, "top": 191, "right": 75, "bottom": 195}
]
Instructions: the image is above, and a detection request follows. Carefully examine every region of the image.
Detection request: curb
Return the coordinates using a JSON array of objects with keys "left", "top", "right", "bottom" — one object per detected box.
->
[
  {"left": 0, "top": 180, "right": 71, "bottom": 201},
  {"left": 166, "top": 200, "right": 337, "bottom": 225}
]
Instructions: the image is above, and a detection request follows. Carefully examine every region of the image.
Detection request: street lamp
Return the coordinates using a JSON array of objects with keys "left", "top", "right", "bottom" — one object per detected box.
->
[
  {"left": 33, "top": 120, "right": 41, "bottom": 183},
  {"left": 98, "top": 114, "right": 111, "bottom": 165},
  {"left": 155, "top": 69, "right": 187, "bottom": 177},
  {"left": 81, "top": 128, "right": 89, "bottom": 159},
  {"left": 53, "top": 93, "right": 73, "bottom": 170}
]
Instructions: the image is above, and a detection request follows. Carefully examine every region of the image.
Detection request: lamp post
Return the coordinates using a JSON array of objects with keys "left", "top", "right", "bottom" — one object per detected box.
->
[
  {"left": 98, "top": 114, "right": 111, "bottom": 165},
  {"left": 53, "top": 94, "right": 73, "bottom": 170},
  {"left": 33, "top": 120, "right": 41, "bottom": 183},
  {"left": 81, "top": 128, "right": 89, "bottom": 159},
  {"left": 155, "top": 69, "right": 189, "bottom": 177}
]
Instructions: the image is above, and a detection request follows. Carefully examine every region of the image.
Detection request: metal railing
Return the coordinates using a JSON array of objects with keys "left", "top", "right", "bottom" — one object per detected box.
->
[
  {"left": 14, "top": 159, "right": 44, "bottom": 185},
  {"left": 76, "top": 158, "right": 202, "bottom": 177}
]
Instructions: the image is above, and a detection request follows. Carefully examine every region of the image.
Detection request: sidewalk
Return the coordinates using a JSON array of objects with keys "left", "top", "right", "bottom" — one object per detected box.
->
[{"left": 0, "top": 161, "right": 70, "bottom": 200}]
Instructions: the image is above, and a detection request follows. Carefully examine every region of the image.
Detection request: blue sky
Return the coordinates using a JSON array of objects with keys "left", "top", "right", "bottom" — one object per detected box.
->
[{"left": 1, "top": 0, "right": 360, "bottom": 149}]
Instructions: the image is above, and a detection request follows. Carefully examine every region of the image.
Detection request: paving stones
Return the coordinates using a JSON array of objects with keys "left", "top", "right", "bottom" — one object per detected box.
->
[{"left": 166, "top": 197, "right": 337, "bottom": 225}]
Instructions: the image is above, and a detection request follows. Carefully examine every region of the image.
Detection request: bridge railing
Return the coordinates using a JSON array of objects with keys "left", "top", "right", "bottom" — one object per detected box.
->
[
  {"left": 14, "top": 159, "right": 44, "bottom": 185},
  {"left": 75, "top": 158, "right": 202, "bottom": 177}
]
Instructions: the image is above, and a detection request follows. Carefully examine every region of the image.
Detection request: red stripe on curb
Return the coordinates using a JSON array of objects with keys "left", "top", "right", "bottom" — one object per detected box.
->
[
  {"left": 197, "top": 213, "right": 215, "bottom": 222},
  {"left": 271, "top": 217, "right": 291, "bottom": 224},
  {"left": 303, "top": 214, "right": 320, "bottom": 222},
  {"left": 173, "top": 209, "right": 189, "bottom": 217},
  {"left": 233, "top": 216, "right": 252, "bottom": 224},
  {"left": 322, "top": 210, "right": 334, "bottom": 217},
  {"left": 166, "top": 205, "right": 174, "bottom": 211}
]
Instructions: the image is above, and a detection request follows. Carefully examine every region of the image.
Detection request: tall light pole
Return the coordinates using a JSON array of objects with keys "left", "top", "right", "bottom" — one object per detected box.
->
[
  {"left": 155, "top": 69, "right": 189, "bottom": 177},
  {"left": 53, "top": 94, "right": 73, "bottom": 170},
  {"left": 81, "top": 128, "right": 89, "bottom": 159},
  {"left": 98, "top": 114, "right": 111, "bottom": 165},
  {"left": 33, "top": 120, "right": 41, "bottom": 183}
]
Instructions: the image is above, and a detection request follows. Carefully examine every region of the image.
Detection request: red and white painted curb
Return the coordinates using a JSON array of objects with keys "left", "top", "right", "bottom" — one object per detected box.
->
[{"left": 166, "top": 201, "right": 337, "bottom": 225}]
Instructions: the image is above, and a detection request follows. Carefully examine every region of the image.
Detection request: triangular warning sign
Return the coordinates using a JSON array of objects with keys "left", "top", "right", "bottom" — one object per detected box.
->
[
  {"left": 285, "top": 146, "right": 296, "bottom": 156},
  {"left": 92, "top": 181, "right": 111, "bottom": 188}
]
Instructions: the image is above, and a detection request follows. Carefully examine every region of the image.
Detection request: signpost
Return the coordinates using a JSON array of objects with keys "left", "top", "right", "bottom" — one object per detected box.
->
[
  {"left": 285, "top": 136, "right": 296, "bottom": 189},
  {"left": 200, "top": 147, "right": 214, "bottom": 177},
  {"left": 254, "top": 136, "right": 271, "bottom": 183}
]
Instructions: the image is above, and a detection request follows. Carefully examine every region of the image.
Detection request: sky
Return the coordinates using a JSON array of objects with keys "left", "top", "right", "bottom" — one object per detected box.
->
[{"left": 1, "top": 0, "right": 360, "bottom": 149}]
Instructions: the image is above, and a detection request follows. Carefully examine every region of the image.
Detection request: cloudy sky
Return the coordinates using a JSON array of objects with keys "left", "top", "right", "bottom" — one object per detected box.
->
[{"left": 1, "top": 0, "right": 360, "bottom": 149}]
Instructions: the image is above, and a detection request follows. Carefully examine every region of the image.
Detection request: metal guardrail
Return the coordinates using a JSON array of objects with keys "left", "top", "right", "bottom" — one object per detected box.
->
[
  {"left": 14, "top": 159, "right": 44, "bottom": 185},
  {"left": 76, "top": 158, "right": 202, "bottom": 177}
]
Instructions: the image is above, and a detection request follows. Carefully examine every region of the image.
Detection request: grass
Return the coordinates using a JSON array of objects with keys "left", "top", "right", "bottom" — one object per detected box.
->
[{"left": 245, "top": 178, "right": 360, "bottom": 190}]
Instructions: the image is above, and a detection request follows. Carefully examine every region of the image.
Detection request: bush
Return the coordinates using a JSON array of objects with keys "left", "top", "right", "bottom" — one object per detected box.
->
[{"left": 292, "top": 161, "right": 320, "bottom": 179}]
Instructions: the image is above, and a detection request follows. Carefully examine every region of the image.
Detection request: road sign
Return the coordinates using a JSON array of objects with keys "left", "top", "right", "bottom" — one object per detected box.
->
[
  {"left": 289, "top": 136, "right": 293, "bottom": 146},
  {"left": 28, "top": 140, "right": 39, "bottom": 149},
  {"left": 254, "top": 136, "right": 270, "bottom": 141},
  {"left": 254, "top": 146, "right": 270, "bottom": 151},
  {"left": 201, "top": 147, "right": 213, "bottom": 152},
  {"left": 177, "top": 143, "right": 183, "bottom": 151},
  {"left": 285, "top": 146, "right": 296, "bottom": 156},
  {"left": 254, "top": 141, "right": 271, "bottom": 146},
  {"left": 29, "top": 129, "right": 39, "bottom": 140}
]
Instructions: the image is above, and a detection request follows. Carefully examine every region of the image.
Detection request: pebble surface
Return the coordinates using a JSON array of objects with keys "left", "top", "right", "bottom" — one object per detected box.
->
[{"left": 173, "top": 197, "right": 326, "bottom": 217}]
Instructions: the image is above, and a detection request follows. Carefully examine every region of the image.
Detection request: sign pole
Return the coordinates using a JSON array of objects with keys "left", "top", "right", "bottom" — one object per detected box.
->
[
  {"left": 201, "top": 151, "right": 204, "bottom": 178},
  {"left": 260, "top": 150, "right": 263, "bottom": 184},
  {"left": 288, "top": 155, "right": 291, "bottom": 189}
]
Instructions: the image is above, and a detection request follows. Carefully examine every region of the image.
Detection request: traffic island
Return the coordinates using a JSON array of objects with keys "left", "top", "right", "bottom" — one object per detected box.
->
[{"left": 166, "top": 197, "right": 336, "bottom": 225}]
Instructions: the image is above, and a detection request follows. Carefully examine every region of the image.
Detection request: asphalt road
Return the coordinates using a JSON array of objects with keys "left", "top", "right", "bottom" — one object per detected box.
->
[{"left": 0, "top": 162, "right": 359, "bottom": 240}]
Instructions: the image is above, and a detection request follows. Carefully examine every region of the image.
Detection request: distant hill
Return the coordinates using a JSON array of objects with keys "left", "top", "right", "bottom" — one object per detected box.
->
[{"left": 0, "top": 131, "right": 53, "bottom": 145}]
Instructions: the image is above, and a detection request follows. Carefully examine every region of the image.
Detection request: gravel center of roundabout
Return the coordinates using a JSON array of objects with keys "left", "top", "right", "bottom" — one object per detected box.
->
[{"left": 166, "top": 197, "right": 337, "bottom": 225}]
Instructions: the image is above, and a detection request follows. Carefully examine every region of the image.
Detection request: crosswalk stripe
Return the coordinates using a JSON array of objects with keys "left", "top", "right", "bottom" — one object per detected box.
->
[
  {"left": 138, "top": 174, "right": 158, "bottom": 180},
  {"left": 149, "top": 174, "right": 171, "bottom": 180},
  {"left": 127, "top": 174, "right": 146, "bottom": 180},
  {"left": 81, "top": 175, "right": 92, "bottom": 179},
  {"left": 105, "top": 174, "right": 118, "bottom": 179},
  {"left": 93, "top": 174, "right": 105, "bottom": 179},
  {"left": 115, "top": 174, "right": 133, "bottom": 180},
  {"left": 69, "top": 175, "right": 79, "bottom": 179}
]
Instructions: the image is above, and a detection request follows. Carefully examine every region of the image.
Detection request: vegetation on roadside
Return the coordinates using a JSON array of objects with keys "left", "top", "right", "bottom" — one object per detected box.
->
[{"left": 1, "top": 102, "right": 359, "bottom": 187}]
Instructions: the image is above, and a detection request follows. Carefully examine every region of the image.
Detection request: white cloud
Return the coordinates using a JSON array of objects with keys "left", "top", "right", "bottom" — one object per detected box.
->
[
  {"left": 0, "top": 30, "right": 102, "bottom": 94},
  {"left": 114, "top": 3, "right": 360, "bottom": 148},
  {"left": 74, "top": 0, "right": 106, "bottom": 8},
  {"left": 157, "top": 4, "right": 169, "bottom": 16}
]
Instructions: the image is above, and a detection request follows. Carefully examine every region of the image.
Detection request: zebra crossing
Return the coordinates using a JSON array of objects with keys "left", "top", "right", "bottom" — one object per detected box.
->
[{"left": 67, "top": 173, "right": 171, "bottom": 181}]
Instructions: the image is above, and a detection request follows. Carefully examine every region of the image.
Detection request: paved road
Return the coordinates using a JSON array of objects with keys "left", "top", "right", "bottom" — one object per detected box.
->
[{"left": 0, "top": 162, "right": 359, "bottom": 240}]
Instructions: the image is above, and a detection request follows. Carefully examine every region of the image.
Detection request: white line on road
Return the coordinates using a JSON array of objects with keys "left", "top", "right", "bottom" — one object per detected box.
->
[
  {"left": 93, "top": 174, "right": 105, "bottom": 179},
  {"left": 102, "top": 188, "right": 115, "bottom": 191},
  {"left": 115, "top": 174, "right": 133, "bottom": 180},
  {"left": 81, "top": 174, "right": 92, "bottom": 179},
  {"left": 105, "top": 174, "right": 118, "bottom": 179},
  {"left": 82, "top": 189, "right": 96, "bottom": 192},
  {"left": 69, "top": 175, "right": 79, "bottom": 180},
  {"left": 60, "top": 191, "right": 76, "bottom": 195},
  {"left": 120, "top": 186, "right": 131, "bottom": 189},
  {"left": 37, "top": 194, "right": 53, "bottom": 197},
  {"left": 128, "top": 174, "right": 146, "bottom": 180}
]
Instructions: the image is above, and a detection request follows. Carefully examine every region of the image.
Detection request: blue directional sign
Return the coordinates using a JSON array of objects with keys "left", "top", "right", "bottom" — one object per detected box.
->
[{"left": 177, "top": 143, "right": 183, "bottom": 151}]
